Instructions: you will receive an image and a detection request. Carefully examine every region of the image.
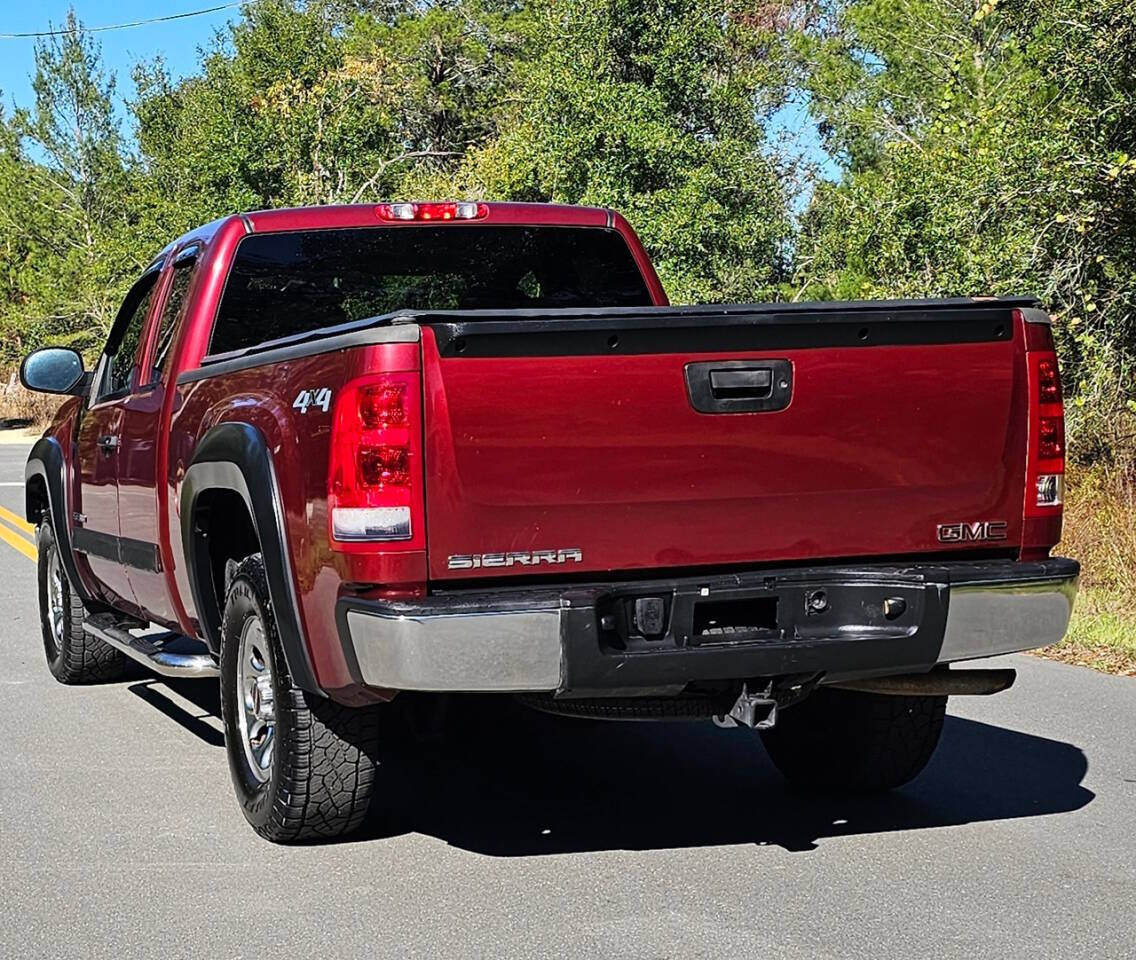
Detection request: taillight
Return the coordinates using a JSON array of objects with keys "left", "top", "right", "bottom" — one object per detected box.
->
[
  {"left": 1024, "top": 321, "right": 1065, "bottom": 518},
  {"left": 359, "top": 382, "right": 407, "bottom": 428},
  {"left": 1038, "top": 417, "right": 1064, "bottom": 460},
  {"left": 375, "top": 201, "right": 488, "bottom": 222},
  {"left": 359, "top": 446, "right": 410, "bottom": 487},
  {"left": 1037, "top": 357, "right": 1062, "bottom": 404},
  {"left": 328, "top": 374, "right": 422, "bottom": 543}
]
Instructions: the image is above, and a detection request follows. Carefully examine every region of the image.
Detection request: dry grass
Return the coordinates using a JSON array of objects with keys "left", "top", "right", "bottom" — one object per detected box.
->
[
  {"left": 1059, "top": 462, "right": 1136, "bottom": 592},
  {"left": 0, "top": 369, "right": 58, "bottom": 427},
  {"left": 1037, "top": 463, "right": 1136, "bottom": 674},
  {"left": 1042, "top": 591, "right": 1136, "bottom": 675}
]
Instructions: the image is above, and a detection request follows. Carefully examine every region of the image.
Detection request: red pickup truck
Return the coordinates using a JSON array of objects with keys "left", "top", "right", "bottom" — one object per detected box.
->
[{"left": 21, "top": 201, "right": 1078, "bottom": 842}]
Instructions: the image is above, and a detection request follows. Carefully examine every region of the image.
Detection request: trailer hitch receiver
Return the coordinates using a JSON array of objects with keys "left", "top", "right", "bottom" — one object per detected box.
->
[{"left": 713, "top": 682, "right": 779, "bottom": 730}]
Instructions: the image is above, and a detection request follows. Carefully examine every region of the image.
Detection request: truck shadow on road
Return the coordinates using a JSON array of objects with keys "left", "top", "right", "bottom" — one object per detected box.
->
[{"left": 132, "top": 682, "right": 1094, "bottom": 855}]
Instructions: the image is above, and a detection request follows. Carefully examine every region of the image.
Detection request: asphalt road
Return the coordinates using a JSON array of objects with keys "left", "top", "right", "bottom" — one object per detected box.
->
[{"left": 0, "top": 439, "right": 1133, "bottom": 959}]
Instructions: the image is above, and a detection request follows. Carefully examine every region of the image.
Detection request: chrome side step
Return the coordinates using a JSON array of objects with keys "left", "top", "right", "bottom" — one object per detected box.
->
[{"left": 84, "top": 616, "right": 219, "bottom": 679}]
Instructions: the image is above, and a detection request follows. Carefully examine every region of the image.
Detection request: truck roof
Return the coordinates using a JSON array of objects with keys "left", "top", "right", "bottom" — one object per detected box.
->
[
  {"left": 244, "top": 201, "right": 614, "bottom": 232},
  {"left": 153, "top": 202, "right": 618, "bottom": 265}
]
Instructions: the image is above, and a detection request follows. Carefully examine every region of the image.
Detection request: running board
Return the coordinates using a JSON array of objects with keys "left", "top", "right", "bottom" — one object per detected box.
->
[{"left": 84, "top": 615, "right": 219, "bottom": 679}]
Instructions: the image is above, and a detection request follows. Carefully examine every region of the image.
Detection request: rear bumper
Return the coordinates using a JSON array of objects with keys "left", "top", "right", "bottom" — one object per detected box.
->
[{"left": 335, "top": 558, "right": 1079, "bottom": 696}]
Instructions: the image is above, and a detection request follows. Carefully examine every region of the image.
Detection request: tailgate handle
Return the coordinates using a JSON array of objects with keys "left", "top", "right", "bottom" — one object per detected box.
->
[
  {"left": 685, "top": 360, "right": 793, "bottom": 414},
  {"left": 709, "top": 368, "right": 772, "bottom": 399}
]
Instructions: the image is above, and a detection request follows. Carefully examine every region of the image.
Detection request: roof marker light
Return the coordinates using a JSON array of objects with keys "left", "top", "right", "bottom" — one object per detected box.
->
[{"left": 376, "top": 201, "right": 488, "bottom": 222}]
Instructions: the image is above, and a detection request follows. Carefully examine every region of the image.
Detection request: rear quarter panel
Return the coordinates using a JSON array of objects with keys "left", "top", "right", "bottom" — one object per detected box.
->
[{"left": 168, "top": 340, "right": 422, "bottom": 690}]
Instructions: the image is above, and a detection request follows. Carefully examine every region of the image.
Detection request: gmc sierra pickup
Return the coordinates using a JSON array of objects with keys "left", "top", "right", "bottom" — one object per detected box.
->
[{"left": 20, "top": 201, "right": 1078, "bottom": 842}]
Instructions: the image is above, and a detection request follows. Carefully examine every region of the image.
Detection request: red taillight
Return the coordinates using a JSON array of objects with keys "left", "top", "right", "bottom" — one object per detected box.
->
[
  {"left": 375, "top": 201, "right": 488, "bottom": 222},
  {"left": 359, "top": 382, "right": 407, "bottom": 428},
  {"left": 1024, "top": 318, "right": 1065, "bottom": 520},
  {"left": 1037, "top": 357, "right": 1062, "bottom": 404},
  {"left": 328, "top": 374, "right": 422, "bottom": 544},
  {"left": 360, "top": 446, "right": 410, "bottom": 487},
  {"left": 1038, "top": 417, "right": 1064, "bottom": 460}
]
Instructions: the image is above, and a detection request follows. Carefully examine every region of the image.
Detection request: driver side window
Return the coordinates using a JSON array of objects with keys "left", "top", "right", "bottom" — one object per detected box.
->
[{"left": 95, "top": 270, "right": 160, "bottom": 402}]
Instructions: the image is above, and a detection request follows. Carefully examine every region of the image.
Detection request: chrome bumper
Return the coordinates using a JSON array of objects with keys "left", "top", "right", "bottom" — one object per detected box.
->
[
  {"left": 344, "top": 606, "right": 562, "bottom": 692},
  {"left": 937, "top": 571, "right": 1079, "bottom": 663},
  {"left": 339, "top": 559, "right": 1078, "bottom": 694}
]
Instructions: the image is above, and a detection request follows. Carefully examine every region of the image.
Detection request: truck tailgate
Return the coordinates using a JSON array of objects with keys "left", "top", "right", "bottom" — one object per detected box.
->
[{"left": 418, "top": 301, "right": 1031, "bottom": 581}]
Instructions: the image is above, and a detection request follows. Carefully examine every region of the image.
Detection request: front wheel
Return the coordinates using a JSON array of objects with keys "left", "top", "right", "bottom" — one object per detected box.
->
[
  {"left": 220, "top": 554, "right": 384, "bottom": 843},
  {"left": 759, "top": 687, "right": 946, "bottom": 793},
  {"left": 36, "top": 523, "right": 125, "bottom": 684}
]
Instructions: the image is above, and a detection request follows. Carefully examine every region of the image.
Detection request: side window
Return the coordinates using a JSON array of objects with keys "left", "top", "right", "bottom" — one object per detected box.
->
[
  {"left": 96, "top": 271, "right": 159, "bottom": 401},
  {"left": 147, "top": 251, "right": 197, "bottom": 384}
]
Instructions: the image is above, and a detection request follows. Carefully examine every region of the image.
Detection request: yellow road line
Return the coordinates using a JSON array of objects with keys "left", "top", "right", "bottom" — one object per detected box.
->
[
  {"left": 0, "top": 521, "right": 36, "bottom": 562},
  {"left": 0, "top": 504, "right": 34, "bottom": 537}
]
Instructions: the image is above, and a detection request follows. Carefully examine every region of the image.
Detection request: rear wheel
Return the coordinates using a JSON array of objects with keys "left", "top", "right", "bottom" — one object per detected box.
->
[
  {"left": 36, "top": 523, "right": 125, "bottom": 684},
  {"left": 220, "top": 554, "right": 384, "bottom": 843},
  {"left": 759, "top": 687, "right": 946, "bottom": 792}
]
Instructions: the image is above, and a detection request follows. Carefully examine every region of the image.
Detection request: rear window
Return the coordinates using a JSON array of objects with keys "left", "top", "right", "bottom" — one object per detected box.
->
[{"left": 209, "top": 225, "right": 652, "bottom": 356}]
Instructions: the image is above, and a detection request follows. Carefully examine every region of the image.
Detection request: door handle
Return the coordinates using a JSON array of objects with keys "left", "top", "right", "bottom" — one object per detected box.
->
[
  {"left": 96, "top": 435, "right": 119, "bottom": 454},
  {"left": 709, "top": 368, "right": 772, "bottom": 399},
  {"left": 685, "top": 360, "right": 793, "bottom": 414}
]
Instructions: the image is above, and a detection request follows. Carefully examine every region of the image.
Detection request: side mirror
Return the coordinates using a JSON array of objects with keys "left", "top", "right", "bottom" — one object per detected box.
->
[{"left": 20, "top": 347, "right": 88, "bottom": 396}]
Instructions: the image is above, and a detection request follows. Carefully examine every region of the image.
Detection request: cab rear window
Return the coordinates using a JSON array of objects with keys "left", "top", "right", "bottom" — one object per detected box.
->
[{"left": 209, "top": 226, "right": 652, "bottom": 356}]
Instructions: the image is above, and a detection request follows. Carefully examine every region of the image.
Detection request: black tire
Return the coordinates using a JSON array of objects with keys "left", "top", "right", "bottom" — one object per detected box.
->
[
  {"left": 36, "top": 523, "right": 125, "bottom": 684},
  {"left": 219, "top": 554, "right": 382, "bottom": 843},
  {"left": 759, "top": 687, "right": 946, "bottom": 793}
]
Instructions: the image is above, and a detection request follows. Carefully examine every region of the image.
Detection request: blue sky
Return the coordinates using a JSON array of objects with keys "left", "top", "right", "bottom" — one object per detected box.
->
[{"left": 0, "top": 1, "right": 240, "bottom": 114}]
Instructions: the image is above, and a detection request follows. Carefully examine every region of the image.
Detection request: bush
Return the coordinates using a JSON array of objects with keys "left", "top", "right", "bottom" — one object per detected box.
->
[{"left": 0, "top": 370, "right": 59, "bottom": 427}]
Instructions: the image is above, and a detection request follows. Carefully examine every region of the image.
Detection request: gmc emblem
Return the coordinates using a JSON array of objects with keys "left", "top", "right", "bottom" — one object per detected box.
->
[
  {"left": 937, "top": 521, "right": 1008, "bottom": 543},
  {"left": 447, "top": 548, "right": 583, "bottom": 570}
]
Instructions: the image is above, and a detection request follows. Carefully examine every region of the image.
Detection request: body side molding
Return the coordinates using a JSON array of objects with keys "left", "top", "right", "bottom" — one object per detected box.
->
[
  {"left": 72, "top": 527, "right": 163, "bottom": 573},
  {"left": 180, "top": 423, "right": 319, "bottom": 692}
]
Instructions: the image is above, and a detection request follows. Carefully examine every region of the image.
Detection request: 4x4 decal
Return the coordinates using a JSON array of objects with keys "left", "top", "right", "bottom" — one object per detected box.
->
[{"left": 292, "top": 387, "right": 332, "bottom": 414}]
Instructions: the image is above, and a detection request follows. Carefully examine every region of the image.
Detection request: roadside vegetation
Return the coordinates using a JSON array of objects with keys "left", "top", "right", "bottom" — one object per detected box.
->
[
  {"left": 1049, "top": 464, "right": 1136, "bottom": 673},
  {"left": 0, "top": 0, "right": 1132, "bottom": 668}
]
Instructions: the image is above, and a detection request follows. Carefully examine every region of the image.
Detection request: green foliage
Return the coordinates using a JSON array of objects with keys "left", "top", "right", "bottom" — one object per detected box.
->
[
  {"left": 0, "top": 12, "right": 141, "bottom": 356},
  {"left": 130, "top": 0, "right": 518, "bottom": 234},
  {"left": 453, "top": 0, "right": 796, "bottom": 301},
  {"left": 794, "top": 0, "right": 1136, "bottom": 463}
]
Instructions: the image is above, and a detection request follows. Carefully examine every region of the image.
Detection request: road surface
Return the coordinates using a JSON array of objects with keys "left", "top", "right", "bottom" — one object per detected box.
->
[{"left": 0, "top": 439, "right": 1132, "bottom": 959}]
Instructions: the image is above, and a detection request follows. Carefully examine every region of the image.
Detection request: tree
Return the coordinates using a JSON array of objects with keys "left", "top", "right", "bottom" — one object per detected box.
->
[
  {"left": 454, "top": 0, "right": 800, "bottom": 303},
  {"left": 0, "top": 105, "right": 45, "bottom": 353},
  {"left": 131, "top": 0, "right": 511, "bottom": 230},
  {"left": 793, "top": 0, "right": 1136, "bottom": 460},
  {"left": 10, "top": 11, "right": 139, "bottom": 352}
]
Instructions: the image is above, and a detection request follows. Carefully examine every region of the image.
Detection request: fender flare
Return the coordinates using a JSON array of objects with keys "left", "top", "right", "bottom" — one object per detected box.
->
[
  {"left": 180, "top": 422, "right": 319, "bottom": 692},
  {"left": 25, "top": 436, "right": 96, "bottom": 603}
]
